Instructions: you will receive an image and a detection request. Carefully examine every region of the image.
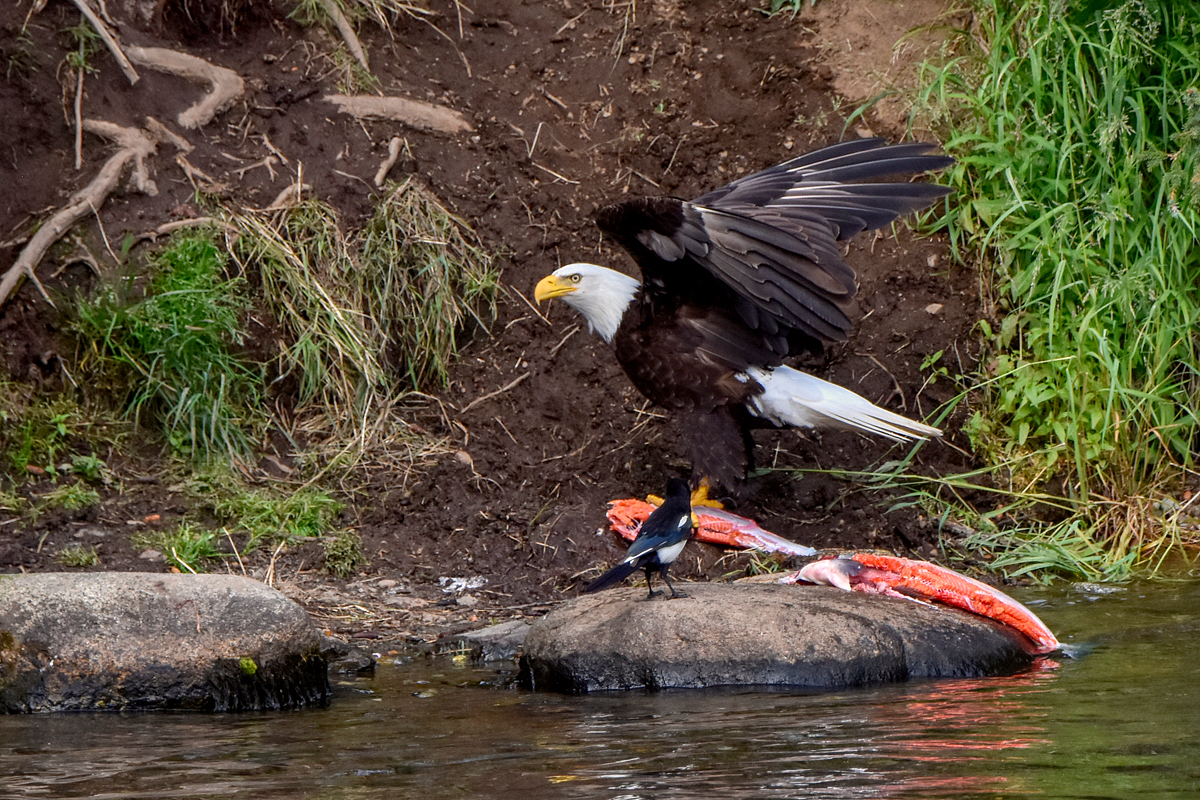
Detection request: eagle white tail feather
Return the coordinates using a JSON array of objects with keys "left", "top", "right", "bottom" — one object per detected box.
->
[{"left": 743, "top": 365, "right": 941, "bottom": 441}]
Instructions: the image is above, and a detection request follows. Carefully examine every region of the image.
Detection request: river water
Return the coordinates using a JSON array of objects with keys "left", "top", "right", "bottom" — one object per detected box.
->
[{"left": 2, "top": 579, "right": 1198, "bottom": 799}]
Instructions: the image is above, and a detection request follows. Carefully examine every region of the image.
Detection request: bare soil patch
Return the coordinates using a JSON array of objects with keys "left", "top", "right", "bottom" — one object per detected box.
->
[{"left": 0, "top": 0, "right": 976, "bottom": 647}]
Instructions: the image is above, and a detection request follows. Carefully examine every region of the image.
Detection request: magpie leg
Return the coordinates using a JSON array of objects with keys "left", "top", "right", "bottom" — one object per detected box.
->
[
  {"left": 645, "top": 565, "right": 662, "bottom": 599},
  {"left": 661, "top": 566, "right": 687, "bottom": 599}
]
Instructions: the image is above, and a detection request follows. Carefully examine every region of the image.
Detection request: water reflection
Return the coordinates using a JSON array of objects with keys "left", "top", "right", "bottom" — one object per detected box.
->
[{"left": 1, "top": 581, "right": 1199, "bottom": 799}]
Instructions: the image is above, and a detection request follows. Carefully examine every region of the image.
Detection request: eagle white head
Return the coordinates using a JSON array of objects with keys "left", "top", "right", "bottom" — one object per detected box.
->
[{"left": 534, "top": 263, "right": 640, "bottom": 344}]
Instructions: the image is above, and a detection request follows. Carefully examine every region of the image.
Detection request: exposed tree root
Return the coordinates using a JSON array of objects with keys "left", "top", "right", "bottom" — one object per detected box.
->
[
  {"left": 0, "top": 121, "right": 157, "bottom": 309},
  {"left": 325, "top": 95, "right": 473, "bottom": 134},
  {"left": 262, "top": 181, "right": 313, "bottom": 211},
  {"left": 319, "top": 0, "right": 369, "bottom": 72},
  {"left": 374, "top": 136, "right": 404, "bottom": 186},
  {"left": 126, "top": 46, "right": 245, "bottom": 129},
  {"left": 70, "top": 0, "right": 139, "bottom": 85}
]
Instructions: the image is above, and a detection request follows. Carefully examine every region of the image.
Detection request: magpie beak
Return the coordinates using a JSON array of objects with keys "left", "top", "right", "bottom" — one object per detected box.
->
[{"left": 584, "top": 478, "right": 695, "bottom": 599}]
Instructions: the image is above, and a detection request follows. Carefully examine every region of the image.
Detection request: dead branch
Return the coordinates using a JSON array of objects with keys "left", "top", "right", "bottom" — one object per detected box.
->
[
  {"left": 324, "top": 94, "right": 473, "bottom": 135},
  {"left": 319, "top": 0, "right": 369, "bottom": 72},
  {"left": 458, "top": 372, "right": 531, "bottom": 415},
  {"left": 0, "top": 120, "right": 156, "bottom": 309},
  {"left": 136, "top": 217, "right": 239, "bottom": 244},
  {"left": 73, "top": 68, "right": 84, "bottom": 169},
  {"left": 374, "top": 136, "right": 403, "bottom": 186},
  {"left": 126, "top": 46, "right": 244, "bottom": 129},
  {"left": 234, "top": 155, "right": 279, "bottom": 180},
  {"left": 70, "top": 0, "right": 139, "bottom": 84}
]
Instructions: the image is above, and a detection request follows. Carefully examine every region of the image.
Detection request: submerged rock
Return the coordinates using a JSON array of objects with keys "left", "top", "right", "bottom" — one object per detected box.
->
[
  {"left": 444, "top": 619, "right": 532, "bottom": 662},
  {"left": 0, "top": 573, "right": 329, "bottom": 712},
  {"left": 519, "top": 583, "right": 1035, "bottom": 694}
]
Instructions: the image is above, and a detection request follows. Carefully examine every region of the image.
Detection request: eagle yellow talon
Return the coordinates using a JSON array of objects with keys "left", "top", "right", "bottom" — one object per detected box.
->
[
  {"left": 690, "top": 480, "right": 724, "bottom": 510},
  {"left": 644, "top": 480, "right": 724, "bottom": 511}
]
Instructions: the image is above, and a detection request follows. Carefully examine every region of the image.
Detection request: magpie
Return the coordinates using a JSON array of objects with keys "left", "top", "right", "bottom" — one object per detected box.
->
[{"left": 584, "top": 477, "right": 695, "bottom": 599}]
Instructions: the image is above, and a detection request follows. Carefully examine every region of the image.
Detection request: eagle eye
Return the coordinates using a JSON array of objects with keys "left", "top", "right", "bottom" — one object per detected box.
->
[{"left": 569, "top": 274, "right": 581, "bottom": 283}]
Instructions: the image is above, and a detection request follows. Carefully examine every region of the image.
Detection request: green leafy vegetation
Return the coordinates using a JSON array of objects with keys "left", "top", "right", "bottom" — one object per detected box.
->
[
  {"left": 764, "top": 0, "right": 804, "bottom": 18},
  {"left": 0, "top": 489, "right": 26, "bottom": 514},
  {"left": 64, "top": 17, "right": 102, "bottom": 75},
  {"left": 70, "top": 454, "right": 110, "bottom": 484},
  {"left": 0, "top": 382, "right": 117, "bottom": 479},
  {"left": 229, "top": 182, "right": 492, "bottom": 476},
  {"left": 360, "top": 179, "right": 500, "bottom": 389},
  {"left": 73, "top": 232, "right": 262, "bottom": 463},
  {"left": 1, "top": 175, "right": 494, "bottom": 574},
  {"left": 905, "top": 0, "right": 1200, "bottom": 579}
]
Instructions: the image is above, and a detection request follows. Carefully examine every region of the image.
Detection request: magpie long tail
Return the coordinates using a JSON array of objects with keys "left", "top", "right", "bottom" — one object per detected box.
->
[{"left": 584, "top": 561, "right": 639, "bottom": 593}]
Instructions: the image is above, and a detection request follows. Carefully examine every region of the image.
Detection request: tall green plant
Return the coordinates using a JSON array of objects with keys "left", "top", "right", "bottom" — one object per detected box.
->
[{"left": 917, "top": 0, "right": 1200, "bottom": 571}]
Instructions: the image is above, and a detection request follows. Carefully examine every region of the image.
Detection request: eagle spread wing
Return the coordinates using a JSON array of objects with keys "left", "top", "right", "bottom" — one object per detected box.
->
[{"left": 596, "top": 138, "right": 953, "bottom": 347}]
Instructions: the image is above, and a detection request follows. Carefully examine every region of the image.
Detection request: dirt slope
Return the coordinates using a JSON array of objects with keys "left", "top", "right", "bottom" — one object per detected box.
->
[{"left": 0, "top": 0, "right": 978, "bottom": 644}]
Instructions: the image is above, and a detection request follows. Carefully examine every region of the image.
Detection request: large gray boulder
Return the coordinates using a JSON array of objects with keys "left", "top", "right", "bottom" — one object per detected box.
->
[
  {"left": 0, "top": 573, "right": 329, "bottom": 712},
  {"left": 519, "top": 583, "right": 1035, "bottom": 693}
]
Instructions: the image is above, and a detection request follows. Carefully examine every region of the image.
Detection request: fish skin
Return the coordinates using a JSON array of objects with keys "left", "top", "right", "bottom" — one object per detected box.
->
[
  {"left": 606, "top": 498, "right": 816, "bottom": 556},
  {"left": 787, "top": 553, "right": 1061, "bottom": 655}
]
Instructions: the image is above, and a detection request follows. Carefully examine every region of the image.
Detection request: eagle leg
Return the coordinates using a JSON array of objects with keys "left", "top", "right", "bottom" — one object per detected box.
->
[
  {"left": 689, "top": 478, "right": 724, "bottom": 510},
  {"left": 644, "top": 478, "right": 724, "bottom": 511},
  {"left": 682, "top": 407, "right": 754, "bottom": 499}
]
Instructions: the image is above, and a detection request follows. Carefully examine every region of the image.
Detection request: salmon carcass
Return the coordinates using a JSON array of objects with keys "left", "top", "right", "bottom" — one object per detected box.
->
[
  {"left": 604, "top": 498, "right": 1060, "bottom": 655},
  {"left": 782, "top": 553, "right": 1061, "bottom": 655}
]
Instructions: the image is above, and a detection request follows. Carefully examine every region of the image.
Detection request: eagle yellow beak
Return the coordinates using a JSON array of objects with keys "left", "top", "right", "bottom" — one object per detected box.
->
[{"left": 534, "top": 274, "right": 575, "bottom": 304}]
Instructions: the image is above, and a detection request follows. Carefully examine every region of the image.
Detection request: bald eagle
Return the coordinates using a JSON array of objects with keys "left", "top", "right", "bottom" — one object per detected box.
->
[{"left": 534, "top": 137, "right": 952, "bottom": 492}]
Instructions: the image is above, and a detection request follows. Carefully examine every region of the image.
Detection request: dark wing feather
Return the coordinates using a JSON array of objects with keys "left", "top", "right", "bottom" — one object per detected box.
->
[{"left": 596, "top": 138, "right": 953, "bottom": 345}]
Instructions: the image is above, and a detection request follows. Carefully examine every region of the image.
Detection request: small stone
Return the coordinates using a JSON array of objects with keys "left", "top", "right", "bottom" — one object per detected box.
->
[
  {"left": 138, "top": 548, "right": 165, "bottom": 561},
  {"left": 925, "top": 303, "right": 944, "bottom": 315}
]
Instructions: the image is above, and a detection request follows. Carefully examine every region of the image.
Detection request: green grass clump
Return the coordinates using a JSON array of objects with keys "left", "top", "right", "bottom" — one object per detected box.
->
[
  {"left": 912, "top": 0, "right": 1200, "bottom": 576},
  {"left": 323, "top": 529, "right": 367, "bottom": 578},
  {"left": 229, "top": 183, "right": 493, "bottom": 474},
  {"left": 0, "top": 489, "right": 26, "bottom": 514},
  {"left": 55, "top": 544, "right": 100, "bottom": 568},
  {"left": 360, "top": 179, "right": 499, "bottom": 389},
  {"left": 0, "top": 382, "right": 120, "bottom": 479},
  {"left": 133, "top": 522, "right": 226, "bottom": 573},
  {"left": 233, "top": 200, "right": 388, "bottom": 415},
  {"left": 196, "top": 472, "right": 343, "bottom": 553},
  {"left": 39, "top": 482, "right": 101, "bottom": 512},
  {"left": 73, "top": 231, "right": 263, "bottom": 463}
]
